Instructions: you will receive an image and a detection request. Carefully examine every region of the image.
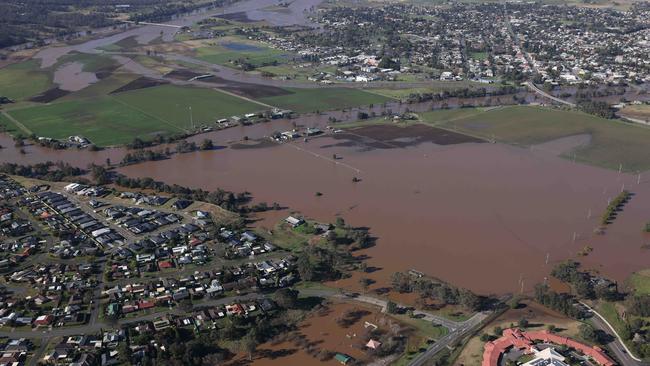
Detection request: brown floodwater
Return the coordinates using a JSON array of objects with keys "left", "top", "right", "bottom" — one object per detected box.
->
[
  {"left": 1, "top": 100, "right": 648, "bottom": 295},
  {"left": 53, "top": 62, "right": 99, "bottom": 91},
  {"left": 226, "top": 301, "right": 397, "bottom": 365},
  {"left": 112, "top": 128, "right": 650, "bottom": 295}
]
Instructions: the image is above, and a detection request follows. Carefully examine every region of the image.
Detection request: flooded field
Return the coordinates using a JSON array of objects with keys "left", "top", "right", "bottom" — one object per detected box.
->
[
  {"left": 2, "top": 102, "right": 649, "bottom": 295},
  {"left": 33, "top": 0, "right": 323, "bottom": 69},
  {"left": 112, "top": 125, "right": 650, "bottom": 295},
  {"left": 53, "top": 62, "right": 98, "bottom": 91},
  {"left": 226, "top": 301, "right": 405, "bottom": 365}
]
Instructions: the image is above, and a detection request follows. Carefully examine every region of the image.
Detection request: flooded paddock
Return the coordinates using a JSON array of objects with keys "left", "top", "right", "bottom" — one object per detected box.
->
[
  {"left": 53, "top": 62, "right": 99, "bottom": 91},
  {"left": 115, "top": 127, "right": 650, "bottom": 295}
]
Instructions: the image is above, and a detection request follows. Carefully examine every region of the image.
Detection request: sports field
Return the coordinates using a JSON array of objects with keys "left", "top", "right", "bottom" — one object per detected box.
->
[
  {"left": 0, "top": 60, "right": 53, "bottom": 101},
  {"left": 195, "top": 38, "right": 291, "bottom": 67},
  {"left": 257, "top": 87, "right": 394, "bottom": 113},
  {"left": 7, "top": 85, "right": 264, "bottom": 146},
  {"left": 429, "top": 105, "right": 650, "bottom": 171}
]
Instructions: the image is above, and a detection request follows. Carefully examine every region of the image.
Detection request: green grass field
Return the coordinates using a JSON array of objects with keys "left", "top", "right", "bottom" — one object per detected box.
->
[
  {"left": 113, "top": 84, "right": 264, "bottom": 125},
  {"left": 0, "top": 112, "right": 19, "bottom": 135},
  {"left": 8, "top": 97, "right": 177, "bottom": 146},
  {"left": 366, "top": 80, "right": 489, "bottom": 99},
  {"left": 195, "top": 38, "right": 291, "bottom": 68},
  {"left": 0, "top": 60, "right": 53, "bottom": 101},
  {"left": 8, "top": 84, "right": 264, "bottom": 146},
  {"left": 433, "top": 105, "right": 650, "bottom": 171},
  {"left": 258, "top": 88, "right": 394, "bottom": 113},
  {"left": 628, "top": 269, "right": 650, "bottom": 295},
  {"left": 470, "top": 51, "right": 488, "bottom": 60}
]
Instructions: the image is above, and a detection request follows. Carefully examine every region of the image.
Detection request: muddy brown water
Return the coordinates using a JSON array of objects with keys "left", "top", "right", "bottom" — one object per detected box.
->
[
  {"left": 112, "top": 128, "right": 650, "bottom": 295},
  {"left": 53, "top": 62, "right": 99, "bottom": 91},
  {"left": 2, "top": 105, "right": 648, "bottom": 295}
]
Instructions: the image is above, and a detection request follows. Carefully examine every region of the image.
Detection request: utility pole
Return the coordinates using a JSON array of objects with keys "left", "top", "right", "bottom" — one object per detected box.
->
[{"left": 189, "top": 106, "right": 193, "bottom": 130}]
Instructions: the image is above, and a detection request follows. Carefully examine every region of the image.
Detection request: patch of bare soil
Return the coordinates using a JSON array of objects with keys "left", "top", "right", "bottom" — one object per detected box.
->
[
  {"left": 215, "top": 12, "right": 255, "bottom": 22},
  {"left": 164, "top": 69, "right": 203, "bottom": 81},
  {"left": 29, "top": 87, "right": 70, "bottom": 103},
  {"left": 109, "top": 77, "right": 169, "bottom": 94},
  {"left": 165, "top": 69, "right": 291, "bottom": 98}
]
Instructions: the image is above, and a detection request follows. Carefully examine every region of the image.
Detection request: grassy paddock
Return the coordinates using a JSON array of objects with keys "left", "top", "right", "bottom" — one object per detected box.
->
[
  {"left": 195, "top": 37, "right": 291, "bottom": 67},
  {"left": 113, "top": 84, "right": 265, "bottom": 126},
  {"left": 366, "top": 80, "right": 488, "bottom": 99},
  {"left": 436, "top": 105, "right": 650, "bottom": 171},
  {"left": 8, "top": 97, "right": 179, "bottom": 146},
  {"left": 8, "top": 84, "right": 264, "bottom": 146},
  {"left": 258, "top": 87, "right": 394, "bottom": 113},
  {"left": 628, "top": 269, "right": 650, "bottom": 295},
  {"left": 0, "top": 60, "right": 53, "bottom": 101}
]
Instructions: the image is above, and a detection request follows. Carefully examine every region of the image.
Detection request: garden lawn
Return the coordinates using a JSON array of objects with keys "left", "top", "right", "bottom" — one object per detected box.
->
[{"left": 257, "top": 88, "right": 394, "bottom": 113}]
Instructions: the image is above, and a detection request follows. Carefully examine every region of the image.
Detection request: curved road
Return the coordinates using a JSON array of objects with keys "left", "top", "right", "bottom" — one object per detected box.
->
[
  {"left": 525, "top": 81, "right": 576, "bottom": 107},
  {"left": 580, "top": 302, "right": 649, "bottom": 366}
]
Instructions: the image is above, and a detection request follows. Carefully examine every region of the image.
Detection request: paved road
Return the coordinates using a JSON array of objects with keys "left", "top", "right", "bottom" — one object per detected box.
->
[
  {"left": 2, "top": 285, "right": 490, "bottom": 366},
  {"left": 0, "top": 292, "right": 264, "bottom": 338},
  {"left": 299, "top": 288, "right": 467, "bottom": 330},
  {"left": 407, "top": 311, "right": 489, "bottom": 366},
  {"left": 580, "top": 302, "right": 649, "bottom": 366},
  {"left": 525, "top": 81, "right": 576, "bottom": 107}
]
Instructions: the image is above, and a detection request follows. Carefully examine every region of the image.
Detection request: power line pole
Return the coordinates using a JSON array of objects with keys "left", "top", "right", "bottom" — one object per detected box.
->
[{"left": 189, "top": 106, "right": 193, "bottom": 130}]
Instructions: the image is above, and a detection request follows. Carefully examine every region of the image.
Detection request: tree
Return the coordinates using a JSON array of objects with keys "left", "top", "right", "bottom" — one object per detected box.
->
[
  {"left": 239, "top": 332, "right": 258, "bottom": 361},
  {"left": 509, "top": 295, "right": 521, "bottom": 309},
  {"left": 386, "top": 300, "right": 398, "bottom": 314},
  {"left": 547, "top": 324, "right": 557, "bottom": 333},
  {"left": 273, "top": 288, "right": 299, "bottom": 309},
  {"left": 518, "top": 318, "right": 529, "bottom": 328},
  {"left": 359, "top": 277, "right": 372, "bottom": 293},
  {"left": 390, "top": 272, "right": 411, "bottom": 293},
  {"left": 200, "top": 138, "right": 214, "bottom": 150},
  {"left": 116, "top": 341, "right": 132, "bottom": 364},
  {"left": 335, "top": 216, "right": 346, "bottom": 228},
  {"left": 579, "top": 323, "right": 599, "bottom": 343},
  {"left": 297, "top": 252, "right": 314, "bottom": 281}
]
